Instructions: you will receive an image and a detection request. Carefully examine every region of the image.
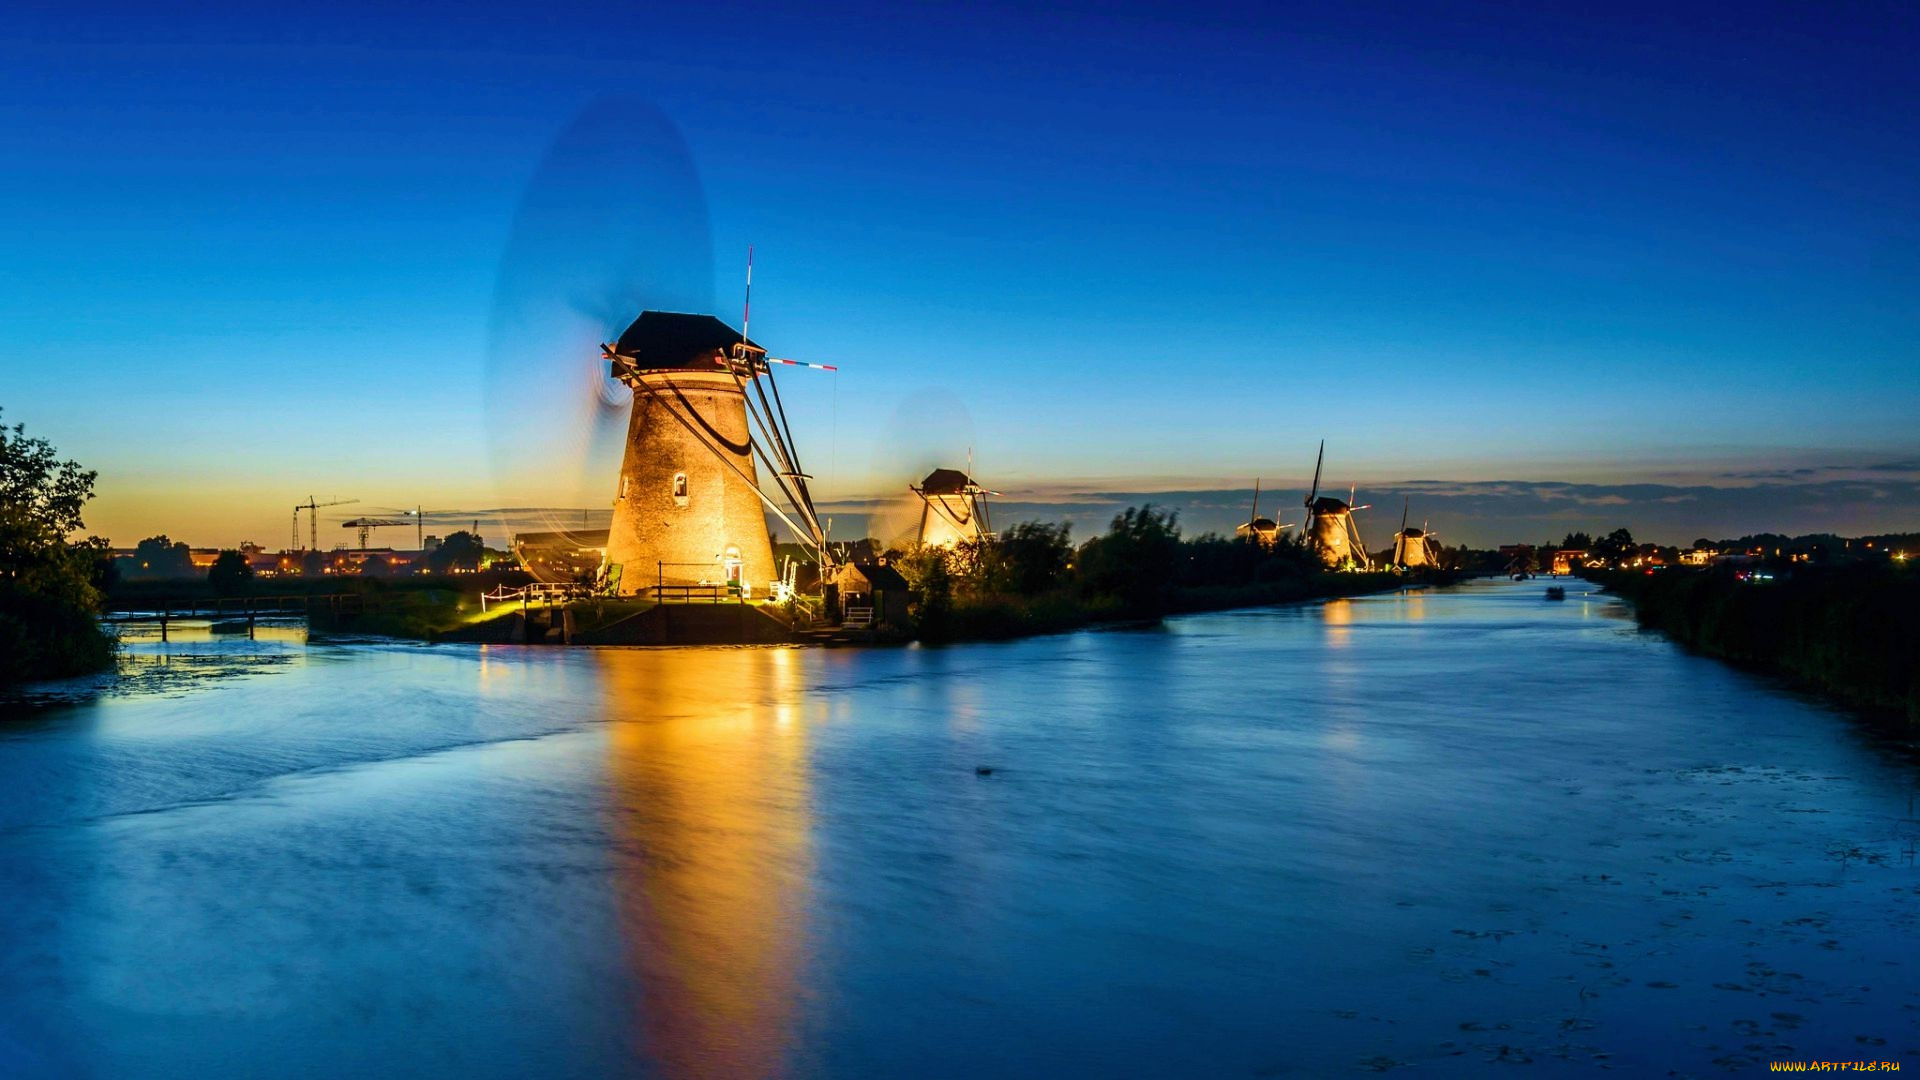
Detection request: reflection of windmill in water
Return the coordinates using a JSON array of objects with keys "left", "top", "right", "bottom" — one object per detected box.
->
[
  {"left": 600, "top": 298, "right": 835, "bottom": 596},
  {"left": 597, "top": 649, "right": 813, "bottom": 1080},
  {"left": 1389, "top": 498, "right": 1440, "bottom": 569},
  {"left": 912, "top": 464, "right": 996, "bottom": 548},
  {"left": 1233, "top": 478, "right": 1295, "bottom": 546},
  {"left": 1301, "top": 441, "right": 1372, "bottom": 569}
]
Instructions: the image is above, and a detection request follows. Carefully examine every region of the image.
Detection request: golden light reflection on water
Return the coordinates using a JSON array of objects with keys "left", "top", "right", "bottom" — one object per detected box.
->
[
  {"left": 596, "top": 648, "right": 813, "bottom": 1080},
  {"left": 1400, "top": 588, "right": 1426, "bottom": 622},
  {"left": 1322, "top": 597, "right": 1353, "bottom": 648}
]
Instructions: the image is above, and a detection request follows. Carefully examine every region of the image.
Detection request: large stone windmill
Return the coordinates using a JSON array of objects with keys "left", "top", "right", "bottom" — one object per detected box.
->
[
  {"left": 1301, "top": 441, "right": 1371, "bottom": 570},
  {"left": 600, "top": 311, "right": 828, "bottom": 596}
]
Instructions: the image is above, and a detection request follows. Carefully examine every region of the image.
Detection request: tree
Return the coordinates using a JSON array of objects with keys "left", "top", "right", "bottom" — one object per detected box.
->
[
  {"left": 428, "top": 530, "right": 484, "bottom": 574},
  {"left": 129, "top": 534, "right": 195, "bottom": 580},
  {"left": 1593, "top": 528, "right": 1637, "bottom": 566},
  {"left": 895, "top": 546, "right": 955, "bottom": 637},
  {"left": 1075, "top": 505, "right": 1181, "bottom": 613},
  {"left": 1561, "top": 531, "right": 1594, "bottom": 551},
  {"left": 0, "top": 409, "right": 114, "bottom": 684},
  {"left": 207, "top": 550, "right": 254, "bottom": 595},
  {"left": 975, "top": 521, "right": 1074, "bottom": 596}
]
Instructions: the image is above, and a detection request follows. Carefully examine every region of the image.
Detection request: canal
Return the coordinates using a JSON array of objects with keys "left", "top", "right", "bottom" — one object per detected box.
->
[{"left": 0, "top": 578, "right": 1913, "bottom": 1076}]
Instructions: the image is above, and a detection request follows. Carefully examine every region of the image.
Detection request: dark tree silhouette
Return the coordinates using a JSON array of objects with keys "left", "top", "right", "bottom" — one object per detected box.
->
[
  {"left": 207, "top": 550, "right": 254, "bottom": 595},
  {"left": 0, "top": 409, "right": 114, "bottom": 684},
  {"left": 428, "top": 531, "right": 484, "bottom": 574}
]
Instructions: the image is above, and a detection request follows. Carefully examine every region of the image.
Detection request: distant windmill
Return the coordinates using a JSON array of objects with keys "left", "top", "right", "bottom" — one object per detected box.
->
[
  {"left": 1233, "top": 477, "right": 1294, "bottom": 546},
  {"left": 912, "top": 463, "right": 996, "bottom": 548},
  {"left": 1389, "top": 498, "right": 1440, "bottom": 569},
  {"left": 1301, "top": 441, "right": 1371, "bottom": 569}
]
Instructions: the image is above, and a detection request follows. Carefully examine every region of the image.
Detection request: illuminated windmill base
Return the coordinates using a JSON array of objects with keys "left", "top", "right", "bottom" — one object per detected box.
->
[
  {"left": 604, "top": 369, "right": 777, "bottom": 595},
  {"left": 1300, "top": 441, "right": 1371, "bottom": 570},
  {"left": 1235, "top": 519, "right": 1287, "bottom": 545},
  {"left": 600, "top": 311, "right": 829, "bottom": 597},
  {"left": 1392, "top": 528, "right": 1439, "bottom": 569},
  {"left": 1234, "top": 478, "right": 1293, "bottom": 546},
  {"left": 1306, "top": 500, "right": 1369, "bottom": 569},
  {"left": 912, "top": 467, "right": 994, "bottom": 548}
]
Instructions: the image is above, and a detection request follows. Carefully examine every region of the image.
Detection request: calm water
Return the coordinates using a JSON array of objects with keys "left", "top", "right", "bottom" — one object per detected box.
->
[{"left": 0, "top": 579, "right": 1914, "bottom": 1077}]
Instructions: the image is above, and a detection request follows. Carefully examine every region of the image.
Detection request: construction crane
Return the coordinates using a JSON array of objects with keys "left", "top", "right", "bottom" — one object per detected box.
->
[
  {"left": 341, "top": 518, "right": 413, "bottom": 551},
  {"left": 293, "top": 496, "right": 358, "bottom": 551}
]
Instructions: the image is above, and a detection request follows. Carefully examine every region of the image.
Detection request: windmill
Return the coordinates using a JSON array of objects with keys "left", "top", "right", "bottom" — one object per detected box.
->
[
  {"left": 482, "top": 101, "right": 837, "bottom": 596},
  {"left": 1389, "top": 498, "right": 1440, "bottom": 569},
  {"left": 1233, "top": 477, "right": 1294, "bottom": 546},
  {"left": 600, "top": 301, "right": 834, "bottom": 597},
  {"left": 912, "top": 463, "right": 996, "bottom": 548},
  {"left": 1301, "top": 441, "right": 1371, "bottom": 569}
]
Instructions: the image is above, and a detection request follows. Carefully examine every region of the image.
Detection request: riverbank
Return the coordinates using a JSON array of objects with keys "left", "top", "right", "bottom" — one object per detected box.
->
[
  {"left": 924, "top": 571, "right": 1440, "bottom": 642},
  {"left": 296, "top": 570, "right": 1448, "bottom": 647},
  {"left": 1589, "top": 566, "right": 1920, "bottom": 728}
]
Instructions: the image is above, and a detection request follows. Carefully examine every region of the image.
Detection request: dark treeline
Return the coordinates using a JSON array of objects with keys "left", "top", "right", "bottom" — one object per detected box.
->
[
  {"left": 0, "top": 410, "right": 116, "bottom": 687},
  {"left": 891, "top": 505, "right": 1422, "bottom": 642},
  {"left": 1592, "top": 563, "right": 1920, "bottom": 728}
]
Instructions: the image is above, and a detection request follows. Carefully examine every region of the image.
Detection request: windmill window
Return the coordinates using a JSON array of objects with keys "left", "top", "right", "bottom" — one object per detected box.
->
[
  {"left": 672, "top": 473, "right": 689, "bottom": 504},
  {"left": 619, "top": 476, "right": 629, "bottom": 499}
]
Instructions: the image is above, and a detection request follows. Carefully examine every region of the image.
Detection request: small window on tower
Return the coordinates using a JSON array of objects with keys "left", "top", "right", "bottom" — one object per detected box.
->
[
  {"left": 672, "top": 472, "right": 689, "bottom": 503},
  {"left": 619, "top": 476, "right": 629, "bottom": 499}
]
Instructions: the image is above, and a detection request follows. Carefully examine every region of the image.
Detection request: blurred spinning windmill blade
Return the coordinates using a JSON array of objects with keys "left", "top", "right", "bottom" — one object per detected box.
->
[{"left": 483, "top": 97, "right": 715, "bottom": 556}]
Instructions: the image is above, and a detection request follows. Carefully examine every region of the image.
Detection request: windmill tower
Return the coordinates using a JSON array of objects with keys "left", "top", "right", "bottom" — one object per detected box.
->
[
  {"left": 601, "top": 311, "right": 827, "bottom": 597},
  {"left": 1233, "top": 478, "right": 1293, "bottom": 546},
  {"left": 1301, "top": 441, "right": 1371, "bottom": 570},
  {"left": 1390, "top": 498, "right": 1439, "bottom": 569},
  {"left": 912, "top": 467, "right": 994, "bottom": 548}
]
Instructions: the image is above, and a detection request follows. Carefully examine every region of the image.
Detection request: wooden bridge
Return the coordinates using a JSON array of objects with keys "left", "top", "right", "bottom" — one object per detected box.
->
[{"left": 104, "top": 594, "right": 387, "bottom": 641}]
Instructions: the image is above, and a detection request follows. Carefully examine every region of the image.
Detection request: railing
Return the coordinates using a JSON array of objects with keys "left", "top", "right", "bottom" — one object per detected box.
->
[
  {"left": 480, "top": 582, "right": 592, "bottom": 610},
  {"left": 842, "top": 605, "right": 874, "bottom": 629},
  {"left": 786, "top": 596, "right": 822, "bottom": 626},
  {"left": 650, "top": 583, "right": 740, "bottom": 604},
  {"left": 103, "top": 593, "right": 380, "bottom": 641},
  {"left": 103, "top": 594, "right": 332, "bottom": 618}
]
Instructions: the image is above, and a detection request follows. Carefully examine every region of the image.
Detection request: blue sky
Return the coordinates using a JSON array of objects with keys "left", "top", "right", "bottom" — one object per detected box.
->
[{"left": 3, "top": 1, "right": 1916, "bottom": 546}]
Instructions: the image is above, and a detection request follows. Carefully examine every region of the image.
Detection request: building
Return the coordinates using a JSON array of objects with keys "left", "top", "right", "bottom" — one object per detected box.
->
[
  {"left": 1550, "top": 549, "right": 1590, "bottom": 574},
  {"left": 602, "top": 312, "right": 780, "bottom": 597},
  {"left": 832, "top": 561, "right": 912, "bottom": 627},
  {"left": 1392, "top": 526, "right": 1440, "bottom": 569},
  {"left": 912, "top": 467, "right": 992, "bottom": 548},
  {"left": 1235, "top": 518, "right": 1286, "bottom": 545}
]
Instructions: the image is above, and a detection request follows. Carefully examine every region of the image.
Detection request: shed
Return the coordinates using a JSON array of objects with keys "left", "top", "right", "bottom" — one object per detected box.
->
[{"left": 832, "top": 561, "right": 912, "bottom": 628}]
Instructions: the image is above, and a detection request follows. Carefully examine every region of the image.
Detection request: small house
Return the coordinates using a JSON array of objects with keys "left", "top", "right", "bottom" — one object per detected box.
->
[{"left": 832, "top": 561, "right": 912, "bottom": 628}]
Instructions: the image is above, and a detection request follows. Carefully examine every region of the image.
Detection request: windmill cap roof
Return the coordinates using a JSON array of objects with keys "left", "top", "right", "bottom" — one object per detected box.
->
[
  {"left": 1309, "top": 496, "right": 1351, "bottom": 513},
  {"left": 613, "top": 311, "right": 761, "bottom": 372},
  {"left": 917, "top": 468, "right": 976, "bottom": 495}
]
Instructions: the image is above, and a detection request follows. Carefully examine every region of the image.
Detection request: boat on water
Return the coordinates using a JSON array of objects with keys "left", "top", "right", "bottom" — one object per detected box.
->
[{"left": 1544, "top": 586, "right": 1566, "bottom": 601}]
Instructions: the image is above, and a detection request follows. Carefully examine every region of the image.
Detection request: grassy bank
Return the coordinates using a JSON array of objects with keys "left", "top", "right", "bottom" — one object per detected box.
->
[
  {"left": 1591, "top": 566, "right": 1920, "bottom": 728},
  {"left": 923, "top": 571, "right": 1434, "bottom": 643}
]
